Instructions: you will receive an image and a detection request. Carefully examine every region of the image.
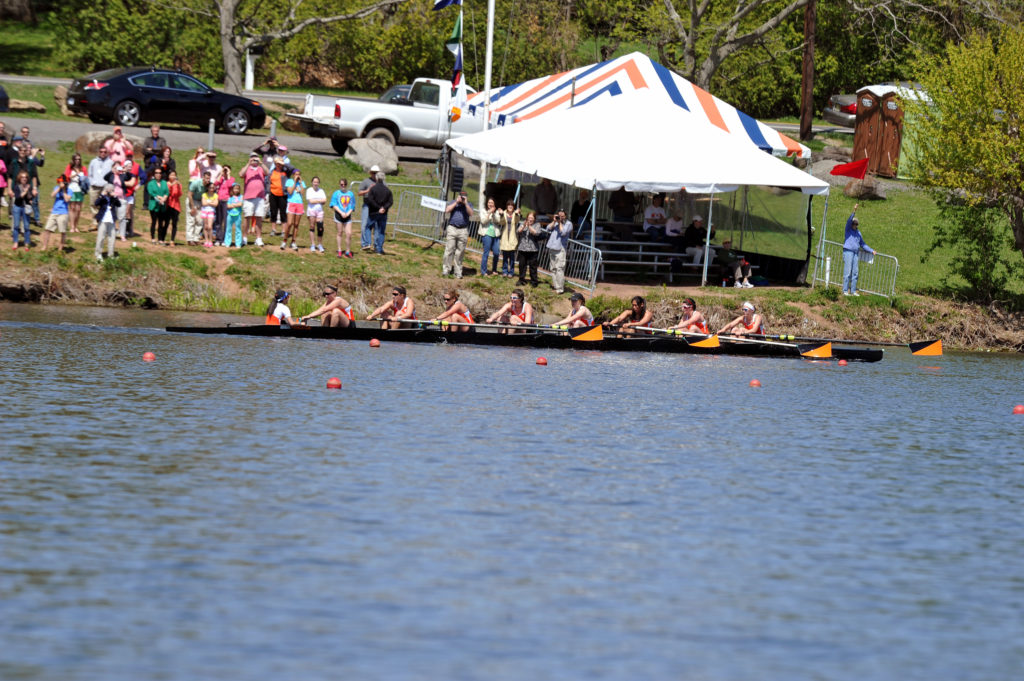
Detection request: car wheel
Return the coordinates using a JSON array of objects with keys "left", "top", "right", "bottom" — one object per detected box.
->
[
  {"left": 330, "top": 137, "right": 350, "bottom": 155},
  {"left": 223, "top": 108, "right": 251, "bottom": 134},
  {"left": 365, "top": 127, "right": 396, "bottom": 146},
  {"left": 88, "top": 113, "right": 111, "bottom": 124},
  {"left": 114, "top": 100, "right": 141, "bottom": 126}
]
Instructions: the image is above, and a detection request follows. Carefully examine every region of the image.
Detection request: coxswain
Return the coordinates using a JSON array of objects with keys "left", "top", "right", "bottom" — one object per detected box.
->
[
  {"left": 299, "top": 284, "right": 353, "bottom": 328},
  {"left": 431, "top": 289, "right": 475, "bottom": 332},
  {"left": 367, "top": 285, "right": 416, "bottom": 329},
  {"left": 485, "top": 288, "right": 534, "bottom": 333},
  {"left": 668, "top": 297, "right": 709, "bottom": 334},
  {"left": 265, "top": 289, "right": 300, "bottom": 327},
  {"left": 606, "top": 295, "right": 652, "bottom": 335},
  {"left": 553, "top": 292, "right": 595, "bottom": 329},
  {"left": 718, "top": 301, "right": 765, "bottom": 336}
]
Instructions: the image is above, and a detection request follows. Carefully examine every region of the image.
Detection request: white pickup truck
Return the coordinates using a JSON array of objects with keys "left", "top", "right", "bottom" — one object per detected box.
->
[{"left": 286, "top": 78, "right": 482, "bottom": 155}]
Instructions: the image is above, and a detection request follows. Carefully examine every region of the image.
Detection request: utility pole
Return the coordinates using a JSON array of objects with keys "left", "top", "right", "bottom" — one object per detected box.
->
[{"left": 799, "top": 0, "right": 817, "bottom": 141}]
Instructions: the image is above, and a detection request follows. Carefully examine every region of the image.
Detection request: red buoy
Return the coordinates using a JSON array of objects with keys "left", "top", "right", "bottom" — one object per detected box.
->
[
  {"left": 326, "top": 377, "right": 342, "bottom": 389},
  {"left": 1013, "top": 404, "right": 1024, "bottom": 415},
  {"left": 749, "top": 379, "right": 761, "bottom": 387},
  {"left": 838, "top": 359, "right": 848, "bottom": 366},
  {"left": 536, "top": 357, "right": 548, "bottom": 366},
  {"left": 369, "top": 338, "right": 381, "bottom": 347},
  {"left": 142, "top": 352, "right": 156, "bottom": 362}
]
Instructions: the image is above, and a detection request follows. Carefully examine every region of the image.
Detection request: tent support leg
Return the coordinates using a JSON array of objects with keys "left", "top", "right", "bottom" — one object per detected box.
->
[{"left": 700, "top": 188, "right": 716, "bottom": 286}]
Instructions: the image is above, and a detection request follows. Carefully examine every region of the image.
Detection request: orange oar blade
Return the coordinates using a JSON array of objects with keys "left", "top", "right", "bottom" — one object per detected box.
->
[
  {"left": 909, "top": 339, "right": 943, "bottom": 356},
  {"left": 688, "top": 334, "right": 720, "bottom": 348},
  {"left": 799, "top": 342, "right": 832, "bottom": 358},
  {"left": 568, "top": 324, "right": 604, "bottom": 342}
]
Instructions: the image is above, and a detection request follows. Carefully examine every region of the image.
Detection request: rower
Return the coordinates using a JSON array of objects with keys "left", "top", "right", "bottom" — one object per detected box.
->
[
  {"left": 486, "top": 288, "right": 534, "bottom": 333},
  {"left": 668, "top": 297, "right": 709, "bottom": 334},
  {"left": 553, "top": 292, "right": 595, "bottom": 329},
  {"left": 718, "top": 301, "right": 765, "bottom": 336},
  {"left": 299, "top": 284, "right": 353, "bottom": 328},
  {"left": 265, "top": 289, "right": 300, "bottom": 327},
  {"left": 431, "top": 289, "right": 475, "bottom": 332},
  {"left": 606, "top": 295, "right": 652, "bottom": 335},
  {"left": 367, "top": 285, "right": 416, "bottom": 329}
]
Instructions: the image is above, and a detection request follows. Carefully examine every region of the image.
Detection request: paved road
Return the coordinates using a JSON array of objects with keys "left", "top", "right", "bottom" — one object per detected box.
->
[{"left": 0, "top": 113, "right": 439, "bottom": 164}]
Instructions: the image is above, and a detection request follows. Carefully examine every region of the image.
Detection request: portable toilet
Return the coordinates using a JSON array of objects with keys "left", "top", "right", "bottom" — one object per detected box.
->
[{"left": 851, "top": 84, "right": 928, "bottom": 179}]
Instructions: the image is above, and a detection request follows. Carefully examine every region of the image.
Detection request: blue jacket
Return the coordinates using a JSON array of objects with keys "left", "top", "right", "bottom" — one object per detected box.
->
[{"left": 843, "top": 213, "right": 873, "bottom": 253}]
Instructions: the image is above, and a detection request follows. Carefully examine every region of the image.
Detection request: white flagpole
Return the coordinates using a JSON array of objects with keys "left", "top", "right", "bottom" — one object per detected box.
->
[{"left": 478, "top": 0, "right": 495, "bottom": 212}]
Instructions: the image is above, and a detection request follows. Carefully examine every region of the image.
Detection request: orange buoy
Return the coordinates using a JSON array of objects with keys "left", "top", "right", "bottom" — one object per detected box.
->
[
  {"left": 838, "top": 359, "right": 848, "bottom": 366},
  {"left": 1013, "top": 404, "right": 1024, "bottom": 414},
  {"left": 369, "top": 338, "right": 381, "bottom": 348},
  {"left": 536, "top": 357, "right": 548, "bottom": 366},
  {"left": 142, "top": 352, "right": 156, "bottom": 362},
  {"left": 326, "top": 377, "right": 342, "bottom": 389},
  {"left": 749, "top": 379, "right": 761, "bottom": 387}
]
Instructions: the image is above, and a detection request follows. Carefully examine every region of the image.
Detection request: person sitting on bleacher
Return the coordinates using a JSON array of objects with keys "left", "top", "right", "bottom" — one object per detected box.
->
[
  {"left": 642, "top": 194, "right": 667, "bottom": 241},
  {"left": 716, "top": 238, "right": 754, "bottom": 288},
  {"left": 607, "top": 186, "right": 636, "bottom": 222}
]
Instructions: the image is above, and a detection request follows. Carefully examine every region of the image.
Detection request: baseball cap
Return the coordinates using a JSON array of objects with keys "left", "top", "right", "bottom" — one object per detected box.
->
[
  {"left": 369, "top": 165, "right": 380, "bottom": 173},
  {"left": 113, "top": 126, "right": 122, "bottom": 132},
  {"left": 249, "top": 151, "right": 260, "bottom": 158}
]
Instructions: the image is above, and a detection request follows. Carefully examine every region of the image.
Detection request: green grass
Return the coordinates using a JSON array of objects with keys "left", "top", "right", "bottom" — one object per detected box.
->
[
  {"left": 0, "top": 19, "right": 67, "bottom": 78},
  {"left": 0, "top": 81, "right": 66, "bottom": 121}
]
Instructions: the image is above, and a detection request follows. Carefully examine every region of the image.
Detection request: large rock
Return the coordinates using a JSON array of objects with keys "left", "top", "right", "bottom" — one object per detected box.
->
[
  {"left": 458, "top": 289, "right": 486, "bottom": 318},
  {"left": 75, "top": 131, "right": 145, "bottom": 158},
  {"left": 843, "top": 177, "right": 887, "bottom": 200},
  {"left": 54, "top": 85, "right": 87, "bottom": 118},
  {"left": 10, "top": 99, "right": 46, "bottom": 113},
  {"left": 344, "top": 138, "right": 399, "bottom": 174},
  {"left": 279, "top": 116, "right": 303, "bottom": 133}
]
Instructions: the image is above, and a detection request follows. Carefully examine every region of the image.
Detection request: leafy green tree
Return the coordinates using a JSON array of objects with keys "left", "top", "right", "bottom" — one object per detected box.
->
[{"left": 904, "top": 27, "right": 1024, "bottom": 300}]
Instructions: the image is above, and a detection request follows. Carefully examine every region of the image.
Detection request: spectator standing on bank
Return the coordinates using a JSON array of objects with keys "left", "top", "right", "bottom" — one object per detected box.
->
[
  {"left": 241, "top": 152, "right": 267, "bottom": 246},
  {"left": 842, "top": 203, "right": 875, "bottom": 296},
  {"left": 10, "top": 170, "right": 34, "bottom": 249},
  {"left": 266, "top": 156, "right": 289, "bottom": 237},
  {"left": 499, "top": 200, "right": 520, "bottom": 277},
  {"left": 365, "top": 171, "right": 393, "bottom": 255},
  {"left": 40, "top": 176, "right": 72, "bottom": 251},
  {"left": 142, "top": 125, "right": 167, "bottom": 166},
  {"left": 478, "top": 197, "right": 505, "bottom": 276},
  {"left": 357, "top": 165, "right": 378, "bottom": 251},
  {"left": 515, "top": 211, "right": 542, "bottom": 286},
  {"left": 186, "top": 170, "right": 209, "bottom": 246},
  {"left": 330, "top": 177, "right": 355, "bottom": 258},
  {"left": 306, "top": 175, "right": 327, "bottom": 253},
  {"left": 165, "top": 170, "right": 182, "bottom": 245},
  {"left": 224, "top": 183, "right": 244, "bottom": 248},
  {"left": 214, "top": 164, "right": 235, "bottom": 245},
  {"left": 282, "top": 168, "right": 306, "bottom": 251},
  {"left": 442, "top": 190, "right": 473, "bottom": 278},
  {"left": 545, "top": 208, "right": 573, "bottom": 294},
  {"left": 87, "top": 146, "right": 112, "bottom": 225},
  {"left": 103, "top": 126, "right": 131, "bottom": 166},
  {"left": 8, "top": 143, "right": 41, "bottom": 225},
  {"left": 64, "top": 153, "right": 87, "bottom": 233},
  {"left": 94, "top": 185, "right": 120, "bottom": 261},
  {"left": 146, "top": 167, "right": 169, "bottom": 243}
]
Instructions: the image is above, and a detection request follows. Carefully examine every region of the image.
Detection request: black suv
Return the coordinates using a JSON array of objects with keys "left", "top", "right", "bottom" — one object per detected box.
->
[{"left": 67, "top": 66, "right": 266, "bottom": 134}]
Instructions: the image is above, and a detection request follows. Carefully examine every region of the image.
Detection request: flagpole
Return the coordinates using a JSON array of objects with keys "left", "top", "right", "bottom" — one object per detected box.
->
[{"left": 478, "top": 0, "right": 495, "bottom": 212}]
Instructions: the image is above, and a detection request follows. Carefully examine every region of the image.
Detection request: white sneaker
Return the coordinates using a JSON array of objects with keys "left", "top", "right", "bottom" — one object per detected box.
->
[
  {"left": 743, "top": 282, "right": 754, "bottom": 288},
  {"left": 310, "top": 245, "right": 316, "bottom": 253},
  {"left": 851, "top": 292, "right": 860, "bottom": 296},
  {"left": 317, "top": 244, "right": 325, "bottom": 253},
  {"left": 842, "top": 291, "right": 850, "bottom": 296},
  {"left": 280, "top": 242, "right": 286, "bottom": 250},
  {"left": 243, "top": 237, "right": 248, "bottom": 245},
  {"left": 291, "top": 242, "right": 298, "bottom": 251},
  {"left": 255, "top": 237, "right": 264, "bottom": 247},
  {"left": 734, "top": 282, "right": 743, "bottom": 288}
]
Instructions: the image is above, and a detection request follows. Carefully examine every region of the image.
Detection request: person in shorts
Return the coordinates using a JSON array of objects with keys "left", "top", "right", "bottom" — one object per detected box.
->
[
  {"left": 242, "top": 152, "right": 267, "bottom": 246},
  {"left": 330, "top": 177, "right": 355, "bottom": 258},
  {"left": 305, "top": 175, "right": 327, "bottom": 253},
  {"left": 41, "top": 176, "right": 71, "bottom": 251}
]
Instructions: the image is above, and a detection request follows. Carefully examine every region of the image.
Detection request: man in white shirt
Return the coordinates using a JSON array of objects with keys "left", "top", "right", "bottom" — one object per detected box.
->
[{"left": 642, "top": 194, "right": 667, "bottom": 241}]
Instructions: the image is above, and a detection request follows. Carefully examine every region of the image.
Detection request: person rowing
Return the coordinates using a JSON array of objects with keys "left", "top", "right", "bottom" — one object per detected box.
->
[
  {"left": 485, "top": 288, "right": 534, "bottom": 333},
  {"left": 668, "top": 297, "right": 709, "bottom": 334},
  {"left": 553, "top": 292, "right": 595, "bottom": 329},
  {"left": 367, "top": 285, "right": 416, "bottom": 329},
  {"left": 718, "top": 301, "right": 765, "bottom": 336},
  {"left": 299, "top": 284, "right": 353, "bottom": 328},
  {"left": 605, "top": 295, "right": 653, "bottom": 335},
  {"left": 265, "top": 289, "right": 300, "bottom": 327},
  {"left": 431, "top": 289, "right": 475, "bottom": 332}
]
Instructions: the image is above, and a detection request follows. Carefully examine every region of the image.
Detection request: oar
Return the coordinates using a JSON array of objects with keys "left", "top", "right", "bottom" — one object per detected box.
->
[
  {"left": 766, "top": 333, "right": 930, "bottom": 348},
  {"left": 630, "top": 326, "right": 723, "bottom": 348}
]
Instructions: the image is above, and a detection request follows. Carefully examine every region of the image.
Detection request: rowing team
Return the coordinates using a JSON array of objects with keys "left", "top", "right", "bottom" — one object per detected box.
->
[
  {"left": 605, "top": 295, "right": 765, "bottom": 337},
  {"left": 264, "top": 287, "right": 765, "bottom": 337}
]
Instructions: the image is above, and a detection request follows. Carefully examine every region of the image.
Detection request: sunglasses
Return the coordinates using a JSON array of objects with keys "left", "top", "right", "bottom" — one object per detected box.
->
[
  {"left": 323, "top": 291, "right": 333, "bottom": 297},
  {"left": 510, "top": 296, "right": 520, "bottom": 301},
  {"left": 443, "top": 297, "right": 452, "bottom": 302},
  {"left": 392, "top": 292, "right": 401, "bottom": 297}
]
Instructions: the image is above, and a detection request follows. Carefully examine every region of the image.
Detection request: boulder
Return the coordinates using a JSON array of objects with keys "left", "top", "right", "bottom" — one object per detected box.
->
[
  {"left": 54, "top": 85, "right": 87, "bottom": 118},
  {"left": 75, "top": 131, "right": 145, "bottom": 158},
  {"left": 344, "top": 138, "right": 399, "bottom": 174},
  {"left": 279, "top": 116, "right": 304, "bottom": 133},
  {"left": 843, "top": 177, "right": 887, "bottom": 200},
  {"left": 10, "top": 99, "right": 46, "bottom": 113},
  {"left": 458, "top": 289, "right": 486, "bottom": 318}
]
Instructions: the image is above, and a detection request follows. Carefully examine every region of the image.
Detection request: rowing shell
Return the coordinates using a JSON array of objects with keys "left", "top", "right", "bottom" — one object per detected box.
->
[{"left": 165, "top": 323, "right": 884, "bottom": 362}]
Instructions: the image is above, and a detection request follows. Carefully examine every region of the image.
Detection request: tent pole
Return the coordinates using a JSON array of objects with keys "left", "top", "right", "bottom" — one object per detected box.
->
[
  {"left": 589, "top": 184, "right": 597, "bottom": 287},
  {"left": 700, "top": 188, "right": 716, "bottom": 286},
  {"left": 477, "top": 0, "right": 495, "bottom": 213},
  {"left": 814, "top": 193, "right": 830, "bottom": 288}
]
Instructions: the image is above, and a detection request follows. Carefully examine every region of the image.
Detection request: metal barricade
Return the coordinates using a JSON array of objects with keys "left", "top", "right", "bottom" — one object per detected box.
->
[
  {"left": 812, "top": 239, "right": 899, "bottom": 298},
  {"left": 389, "top": 190, "right": 602, "bottom": 291}
]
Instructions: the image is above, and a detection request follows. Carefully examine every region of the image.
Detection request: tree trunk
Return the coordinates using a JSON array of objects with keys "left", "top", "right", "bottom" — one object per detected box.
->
[
  {"left": 219, "top": 0, "right": 245, "bottom": 94},
  {"left": 0, "top": 0, "right": 36, "bottom": 22},
  {"left": 799, "top": 0, "right": 816, "bottom": 141}
]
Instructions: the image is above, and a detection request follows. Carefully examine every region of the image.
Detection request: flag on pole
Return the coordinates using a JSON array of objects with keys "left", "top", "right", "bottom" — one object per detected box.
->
[
  {"left": 445, "top": 11, "right": 462, "bottom": 55},
  {"left": 830, "top": 158, "right": 870, "bottom": 179},
  {"left": 449, "top": 42, "right": 467, "bottom": 122},
  {"left": 433, "top": 0, "right": 461, "bottom": 10}
]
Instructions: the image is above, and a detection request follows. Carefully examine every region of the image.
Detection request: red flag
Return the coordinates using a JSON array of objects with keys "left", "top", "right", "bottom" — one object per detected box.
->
[{"left": 830, "top": 158, "right": 869, "bottom": 179}]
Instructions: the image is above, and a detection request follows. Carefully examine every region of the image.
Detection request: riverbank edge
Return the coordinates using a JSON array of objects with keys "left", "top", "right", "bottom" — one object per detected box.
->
[{"left": 2, "top": 249, "right": 1022, "bottom": 353}]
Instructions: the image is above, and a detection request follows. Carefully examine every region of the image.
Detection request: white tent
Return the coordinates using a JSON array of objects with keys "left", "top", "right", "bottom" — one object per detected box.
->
[{"left": 447, "top": 92, "right": 829, "bottom": 196}]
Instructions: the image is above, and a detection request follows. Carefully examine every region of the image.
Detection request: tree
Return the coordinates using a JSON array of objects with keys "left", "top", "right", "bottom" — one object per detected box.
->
[{"left": 904, "top": 27, "right": 1024, "bottom": 300}]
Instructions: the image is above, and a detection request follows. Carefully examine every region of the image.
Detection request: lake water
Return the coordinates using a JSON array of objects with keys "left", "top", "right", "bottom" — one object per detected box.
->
[{"left": 2, "top": 303, "right": 1022, "bottom": 681}]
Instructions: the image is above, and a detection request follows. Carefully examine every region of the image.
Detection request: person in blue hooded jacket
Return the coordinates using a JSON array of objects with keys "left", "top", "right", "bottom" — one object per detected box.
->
[{"left": 842, "top": 203, "right": 875, "bottom": 296}]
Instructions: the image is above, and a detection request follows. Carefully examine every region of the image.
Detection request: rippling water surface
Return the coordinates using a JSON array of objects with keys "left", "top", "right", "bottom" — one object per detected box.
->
[{"left": 2, "top": 303, "right": 1023, "bottom": 681}]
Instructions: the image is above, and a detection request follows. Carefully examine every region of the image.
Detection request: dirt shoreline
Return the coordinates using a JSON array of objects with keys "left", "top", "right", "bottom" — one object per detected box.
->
[{"left": 3, "top": 244, "right": 1022, "bottom": 353}]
